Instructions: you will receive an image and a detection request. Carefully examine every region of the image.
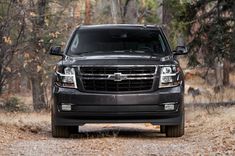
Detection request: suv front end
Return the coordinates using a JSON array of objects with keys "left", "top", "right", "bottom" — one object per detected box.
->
[{"left": 50, "top": 24, "right": 187, "bottom": 138}]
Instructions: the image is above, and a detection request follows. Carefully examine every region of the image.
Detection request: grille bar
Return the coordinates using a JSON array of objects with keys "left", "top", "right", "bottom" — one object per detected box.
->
[
  {"left": 78, "top": 65, "right": 157, "bottom": 92},
  {"left": 79, "top": 65, "right": 157, "bottom": 75},
  {"left": 80, "top": 73, "right": 155, "bottom": 76},
  {"left": 81, "top": 77, "right": 154, "bottom": 80},
  {"left": 83, "top": 79, "right": 153, "bottom": 92}
]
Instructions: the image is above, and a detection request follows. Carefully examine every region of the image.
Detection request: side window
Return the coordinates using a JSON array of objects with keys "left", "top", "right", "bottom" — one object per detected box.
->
[
  {"left": 158, "top": 34, "right": 166, "bottom": 53},
  {"left": 70, "top": 34, "right": 79, "bottom": 53}
]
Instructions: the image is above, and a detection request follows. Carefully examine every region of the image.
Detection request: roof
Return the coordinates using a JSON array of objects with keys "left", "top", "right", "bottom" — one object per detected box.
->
[{"left": 78, "top": 24, "right": 161, "bottom": 30}]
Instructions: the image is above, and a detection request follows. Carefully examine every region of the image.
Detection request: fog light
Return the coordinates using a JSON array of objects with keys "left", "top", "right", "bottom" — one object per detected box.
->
[
  {"left": 164, "top": 104, "right": 174, "bottom": 110},
  {"left": 163, "top": 102, "right": 176, "bottom": 110},
  {"left": 61, "top": 103, "right": 72, "bottom": 111}
]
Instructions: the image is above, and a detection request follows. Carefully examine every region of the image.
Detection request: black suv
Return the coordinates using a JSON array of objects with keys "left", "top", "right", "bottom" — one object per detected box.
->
[{"left": 50, "top": 24, "right": 188, "bottom": 138}]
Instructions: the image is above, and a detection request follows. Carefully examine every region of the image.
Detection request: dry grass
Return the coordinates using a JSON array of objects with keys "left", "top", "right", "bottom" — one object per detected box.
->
[
  {"left": 185, "top": 72, "right": 235, "bottom": 103},
  {"left": 0, "top": 111, "right": 50, "bottom": 134},
  {"left": 0, "top": 105, "right": 234, "bottom": 155},
  {"left": 0, "top": 105, "right": 234, "bottom": 134}
]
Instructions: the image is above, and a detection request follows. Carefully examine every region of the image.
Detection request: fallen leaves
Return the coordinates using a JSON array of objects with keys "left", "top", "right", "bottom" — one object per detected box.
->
[
  {"left": 37, "top": 65, "right": 42, "bottom": 72},
  {"left": 0, "top": 106, "right": 235, "bottom": 155},
  {"left": 2, "top": 36, "right": 12, "bottom": 45},
  {"left": 229, "top": 126, "right": 235, "bottom": 135},
  {"left": 5, "top": 67, "right": 11, "bottom": 72},
  {"left": 19, "top": 124, "right": 42, "bottom": 134}
]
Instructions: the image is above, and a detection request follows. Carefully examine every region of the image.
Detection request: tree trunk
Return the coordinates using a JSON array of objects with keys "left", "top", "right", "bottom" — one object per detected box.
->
[
  {"left": 232, "top": 2, "right": 235, "bottom": 62},
  {"left": 8, "top": 77, "right": 20, "bottom": 94},
  {"left": 31, "top": 73, "right": 46, "bottom": 111},
  {"left": 111, "top": 0, "right": 118, "bottom": 24},
  {"left": 223, "top": 59, "right": 230, "bottom": 86},
  {"left": 85, "top": 0, "right": 91, "bottom": 24},
  {"left": 27, "top": 78, "right": 31, "bottom": 90},
  {"left": 30, "top": 0, "right": 47, "bottom": 111},
  {"left": 124, "top": 0, "right": 137, "bottom": 24},
  {"left": 162, "top": 0, "right": 172, "bottom": 36},
  {"left": 156, "top": 0, "right": 163, "bottom": 24},
  {"left": 38, "top": 0, "right": 47, "bottom": 26},
  {"left": 215, "top": 58, "right": 223, "bottom": 90}
]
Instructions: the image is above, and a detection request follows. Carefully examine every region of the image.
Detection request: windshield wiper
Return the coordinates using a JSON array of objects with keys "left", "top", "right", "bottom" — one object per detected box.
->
[
  {"left": 77, "top": 51, "right": 104, "bottom": 55},
  {"left": 113, "top": 49, "right": 161, "bottom": 56},
  {"left": 76, "top": 49, "right": 161, "bottom": 56},
  {"left": 113, "top": 50, "right": 146, "bottom": 53}
]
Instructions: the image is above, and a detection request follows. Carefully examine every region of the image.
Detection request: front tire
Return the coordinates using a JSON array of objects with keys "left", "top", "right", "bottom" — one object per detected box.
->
[
  {"left": 160, "top": 125, "right": 166, "bottom": 133},
  {"left": 165, "top": 121, "right": 184, "bottom": 137},
  {"left": 51, "top": 109, "right": 70, "bottom": 138},
  {"left": 165, "top": 101, "right": 185, "bottom": 137},
  {"left": 52, "top": 125, "right": 70, "bottom": 138}
]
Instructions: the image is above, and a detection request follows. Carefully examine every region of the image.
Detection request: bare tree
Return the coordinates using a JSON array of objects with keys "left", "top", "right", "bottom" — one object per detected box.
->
[
  {"left": 20, "top": 0, "right": 81, "bottom": 111},
  {"left": 28, "top": 0, "right": 48, "bottom": 110},
  {"left": 85, "top": 0, "right": 91, "bottom": 24},
  {"left": 111, "top": 0, "right": 118, "bottom": 24},
  {"left": 123, "top": 0, "right": 137, "bottom": 23},
  {"left": 0, "top": 0, "right": 25, "bottom": 94}
]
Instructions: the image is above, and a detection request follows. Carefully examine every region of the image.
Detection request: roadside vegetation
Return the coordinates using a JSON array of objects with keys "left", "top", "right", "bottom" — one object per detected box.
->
[
  {"left": 0, "top": 0, "right": 234, "bottom": 111},
  {"left": 0, "top": 0, "right": 234, "bottom": 155}
]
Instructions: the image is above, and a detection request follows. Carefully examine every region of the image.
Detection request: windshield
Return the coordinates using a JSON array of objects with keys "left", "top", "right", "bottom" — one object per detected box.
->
[{"left": 67, "top": 28, "right": 169, "bottom": 56}]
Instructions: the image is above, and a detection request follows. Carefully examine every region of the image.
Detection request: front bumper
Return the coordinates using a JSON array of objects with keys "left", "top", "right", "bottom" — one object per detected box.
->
[{"left": 52, "top": 84, "right": 184, "bottom": 126}]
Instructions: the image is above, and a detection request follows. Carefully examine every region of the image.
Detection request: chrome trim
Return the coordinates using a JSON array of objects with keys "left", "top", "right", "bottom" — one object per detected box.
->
[
  {"left": 158, "top": 64, "right": 176, "bottom": 67},
  {"left": 80, "top": 24, "right": 158, "bottom": 28},
  {"left": 159, "top": 81, "right": 182, "bottom": 88},
  {"left": 56, "top": 72, "right": 77, "bottom": 88},
  {"left": 77, "top": 65, "right": 157, "bottom": 91},
  {"left": 161, "top": 72, "right": 179, "bottom": 77},
  {"left": 82, "top": 77, "right": 154, "bottom": 80},
  {"left": 108, "top": 73, "right": 126, "bottom": 81},
  {"left": 81, "top": 73, "right": 155, "bottom": 76},
  {"left": 159, "top": 65, "right": 181, "bottom": 88},
  {"left": 76, "top": 65, "right": 158, "bottom": 75},
  {"left": 77, "top": 65, "right": 157, "bottom": 67},
  {"left": 77, "top": 65, "right": 157, "bottom": 81}
]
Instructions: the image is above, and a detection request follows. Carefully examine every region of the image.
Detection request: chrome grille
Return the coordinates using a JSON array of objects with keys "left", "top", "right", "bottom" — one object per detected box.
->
[
  {"left": 78, "top": 65, "right": 157, "bottom": 92},
  {"left": 80, "top": 66, "right": 156, "bottom": 74}
]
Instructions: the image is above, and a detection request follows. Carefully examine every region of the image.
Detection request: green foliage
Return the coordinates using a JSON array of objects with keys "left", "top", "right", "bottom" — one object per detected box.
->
[
  {"left": 0, "top": 1, "right": 25, "bottom": 93},
  {"left": 175, "top": 0, "right": 235, "bottom": 66},
  {"left": 140, "top": 0, "right": 160, "bottom": 24},
  {"left": 0, "top": 0, "right": 9, "bottom": 17},
  {"left": 162, "top": 0, "right": 189, "bottom": 48},
  {"left": 4, "top": 97, "right": 28, "bottom": 112}
]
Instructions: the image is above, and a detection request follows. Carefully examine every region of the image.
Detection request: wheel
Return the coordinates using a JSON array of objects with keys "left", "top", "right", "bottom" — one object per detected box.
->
[
  {"left": 165, "top": 101, "right": 185, "bottom": 137},
  {"left": 69, "top": 126, "right": 79, "bottom": 134},
  {"left": 51, "top": 123, "right": 79, "bottom": 138},
  {"left": 51, "top": 110, "right": 70, "bottom": 138},
  {"left": 160, "top": 125, "right": 166, "bottom": 133},
  {"left": 165, "top": 121, "right": 184, "bottom": 137},
  {"left": 51, "top": 102, "right": 80, "bottom": 138},
  {"left": 51, "top": 100, "right": 74, "bottom": 138},
  {"left": 52, "top": 125, "right": 70, "bottom": 138}
]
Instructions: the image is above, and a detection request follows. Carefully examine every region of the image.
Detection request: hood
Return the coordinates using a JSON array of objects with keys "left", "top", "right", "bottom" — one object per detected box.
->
[{"left": 59, "top": 53, "right": 177, "bottom": 66}]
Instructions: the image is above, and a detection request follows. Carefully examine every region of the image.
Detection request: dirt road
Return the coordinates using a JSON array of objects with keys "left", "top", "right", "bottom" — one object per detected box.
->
[{"left": 0, "top": 106, "right": 235, "bottom": 156}]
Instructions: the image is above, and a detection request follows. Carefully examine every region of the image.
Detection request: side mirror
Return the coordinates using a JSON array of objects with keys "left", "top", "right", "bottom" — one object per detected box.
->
[
  {"left": 49, "top": 46, "right": 64, "bottom": 56},
  {"left": 173, "top": 46, "right": 188, "bottom": 55}
]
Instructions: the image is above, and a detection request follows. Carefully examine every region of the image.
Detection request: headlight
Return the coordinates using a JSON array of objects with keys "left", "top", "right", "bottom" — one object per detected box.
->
[
  {"left": 56, "top": 67, "right": 77, "bottom": 88},
  {"left": 159, "top": 65, "right": 181, "bottom": 88}
]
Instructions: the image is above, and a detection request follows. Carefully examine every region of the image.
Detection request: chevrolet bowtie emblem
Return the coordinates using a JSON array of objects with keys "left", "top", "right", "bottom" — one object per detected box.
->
[{"left": 108, "top": 73, "right": 127, "bottom": 81}]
